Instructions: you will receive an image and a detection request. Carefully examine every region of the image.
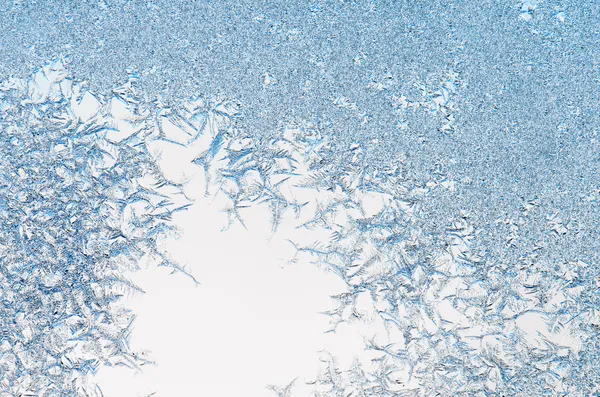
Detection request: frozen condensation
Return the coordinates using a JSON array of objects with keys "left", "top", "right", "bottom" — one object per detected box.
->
[
  {"left": 0, "top": 61, "right": 195, "bottom": 396},
  {"left": 179, "top": 95, "right": 600, "bottom": 396},
  {"left": 1, "top": 0, "right": 600, "bottom": 396}
]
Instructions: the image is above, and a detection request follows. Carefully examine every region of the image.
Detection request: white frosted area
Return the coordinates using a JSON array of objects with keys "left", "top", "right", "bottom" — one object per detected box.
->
[{"left": 93, "top": 146, "right": 360, "bottom": 396}]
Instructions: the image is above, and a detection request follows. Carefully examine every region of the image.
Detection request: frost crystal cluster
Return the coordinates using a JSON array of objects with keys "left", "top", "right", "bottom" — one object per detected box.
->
[
  {"left": 1, "top": 0, "right": 599, "bottom": 392},
  {"left": 2, "top": 57, "right": 600, "bottom": 396},
  {"left": 152, "top": 87, "right": 600, "bottom": 395},
  {"left": 0, "top": 61, "right": 192, "bottom": 396}
]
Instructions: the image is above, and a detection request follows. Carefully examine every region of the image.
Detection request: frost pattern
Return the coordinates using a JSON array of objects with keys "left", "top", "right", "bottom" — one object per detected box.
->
[
  {"left": 0, "top": 61, "right": 194, "bottom": 396},
  {"left": 3, "top": 59, "right": 599, "bottom": 397},
  {"left": 178, "top": 97, "right": 600, "bottom": 396}
]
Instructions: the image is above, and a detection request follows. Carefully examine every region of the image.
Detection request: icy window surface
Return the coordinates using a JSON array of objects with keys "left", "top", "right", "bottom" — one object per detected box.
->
[{"left": 1, "top": 1, "right": 600, "bottom": 396}]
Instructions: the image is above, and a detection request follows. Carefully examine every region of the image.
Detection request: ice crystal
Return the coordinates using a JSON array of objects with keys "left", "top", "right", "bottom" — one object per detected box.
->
[
  {"left": 3, "top": 0, "right": 600, "bottom": 387},
  {"left": 0, "top": 61, "right": 193, "bottom": 396},
  {"left": 175, "top": 96, "right": 600, "bottom": 396}
]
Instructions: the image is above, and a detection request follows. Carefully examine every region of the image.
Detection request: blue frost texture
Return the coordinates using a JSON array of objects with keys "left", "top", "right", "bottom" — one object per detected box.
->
[
  {"left": 1, "top": 0, "right": 600, "bottom": 395},
  {"left": 0, "top": 61, "right": 194, "bottom": 396}
]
